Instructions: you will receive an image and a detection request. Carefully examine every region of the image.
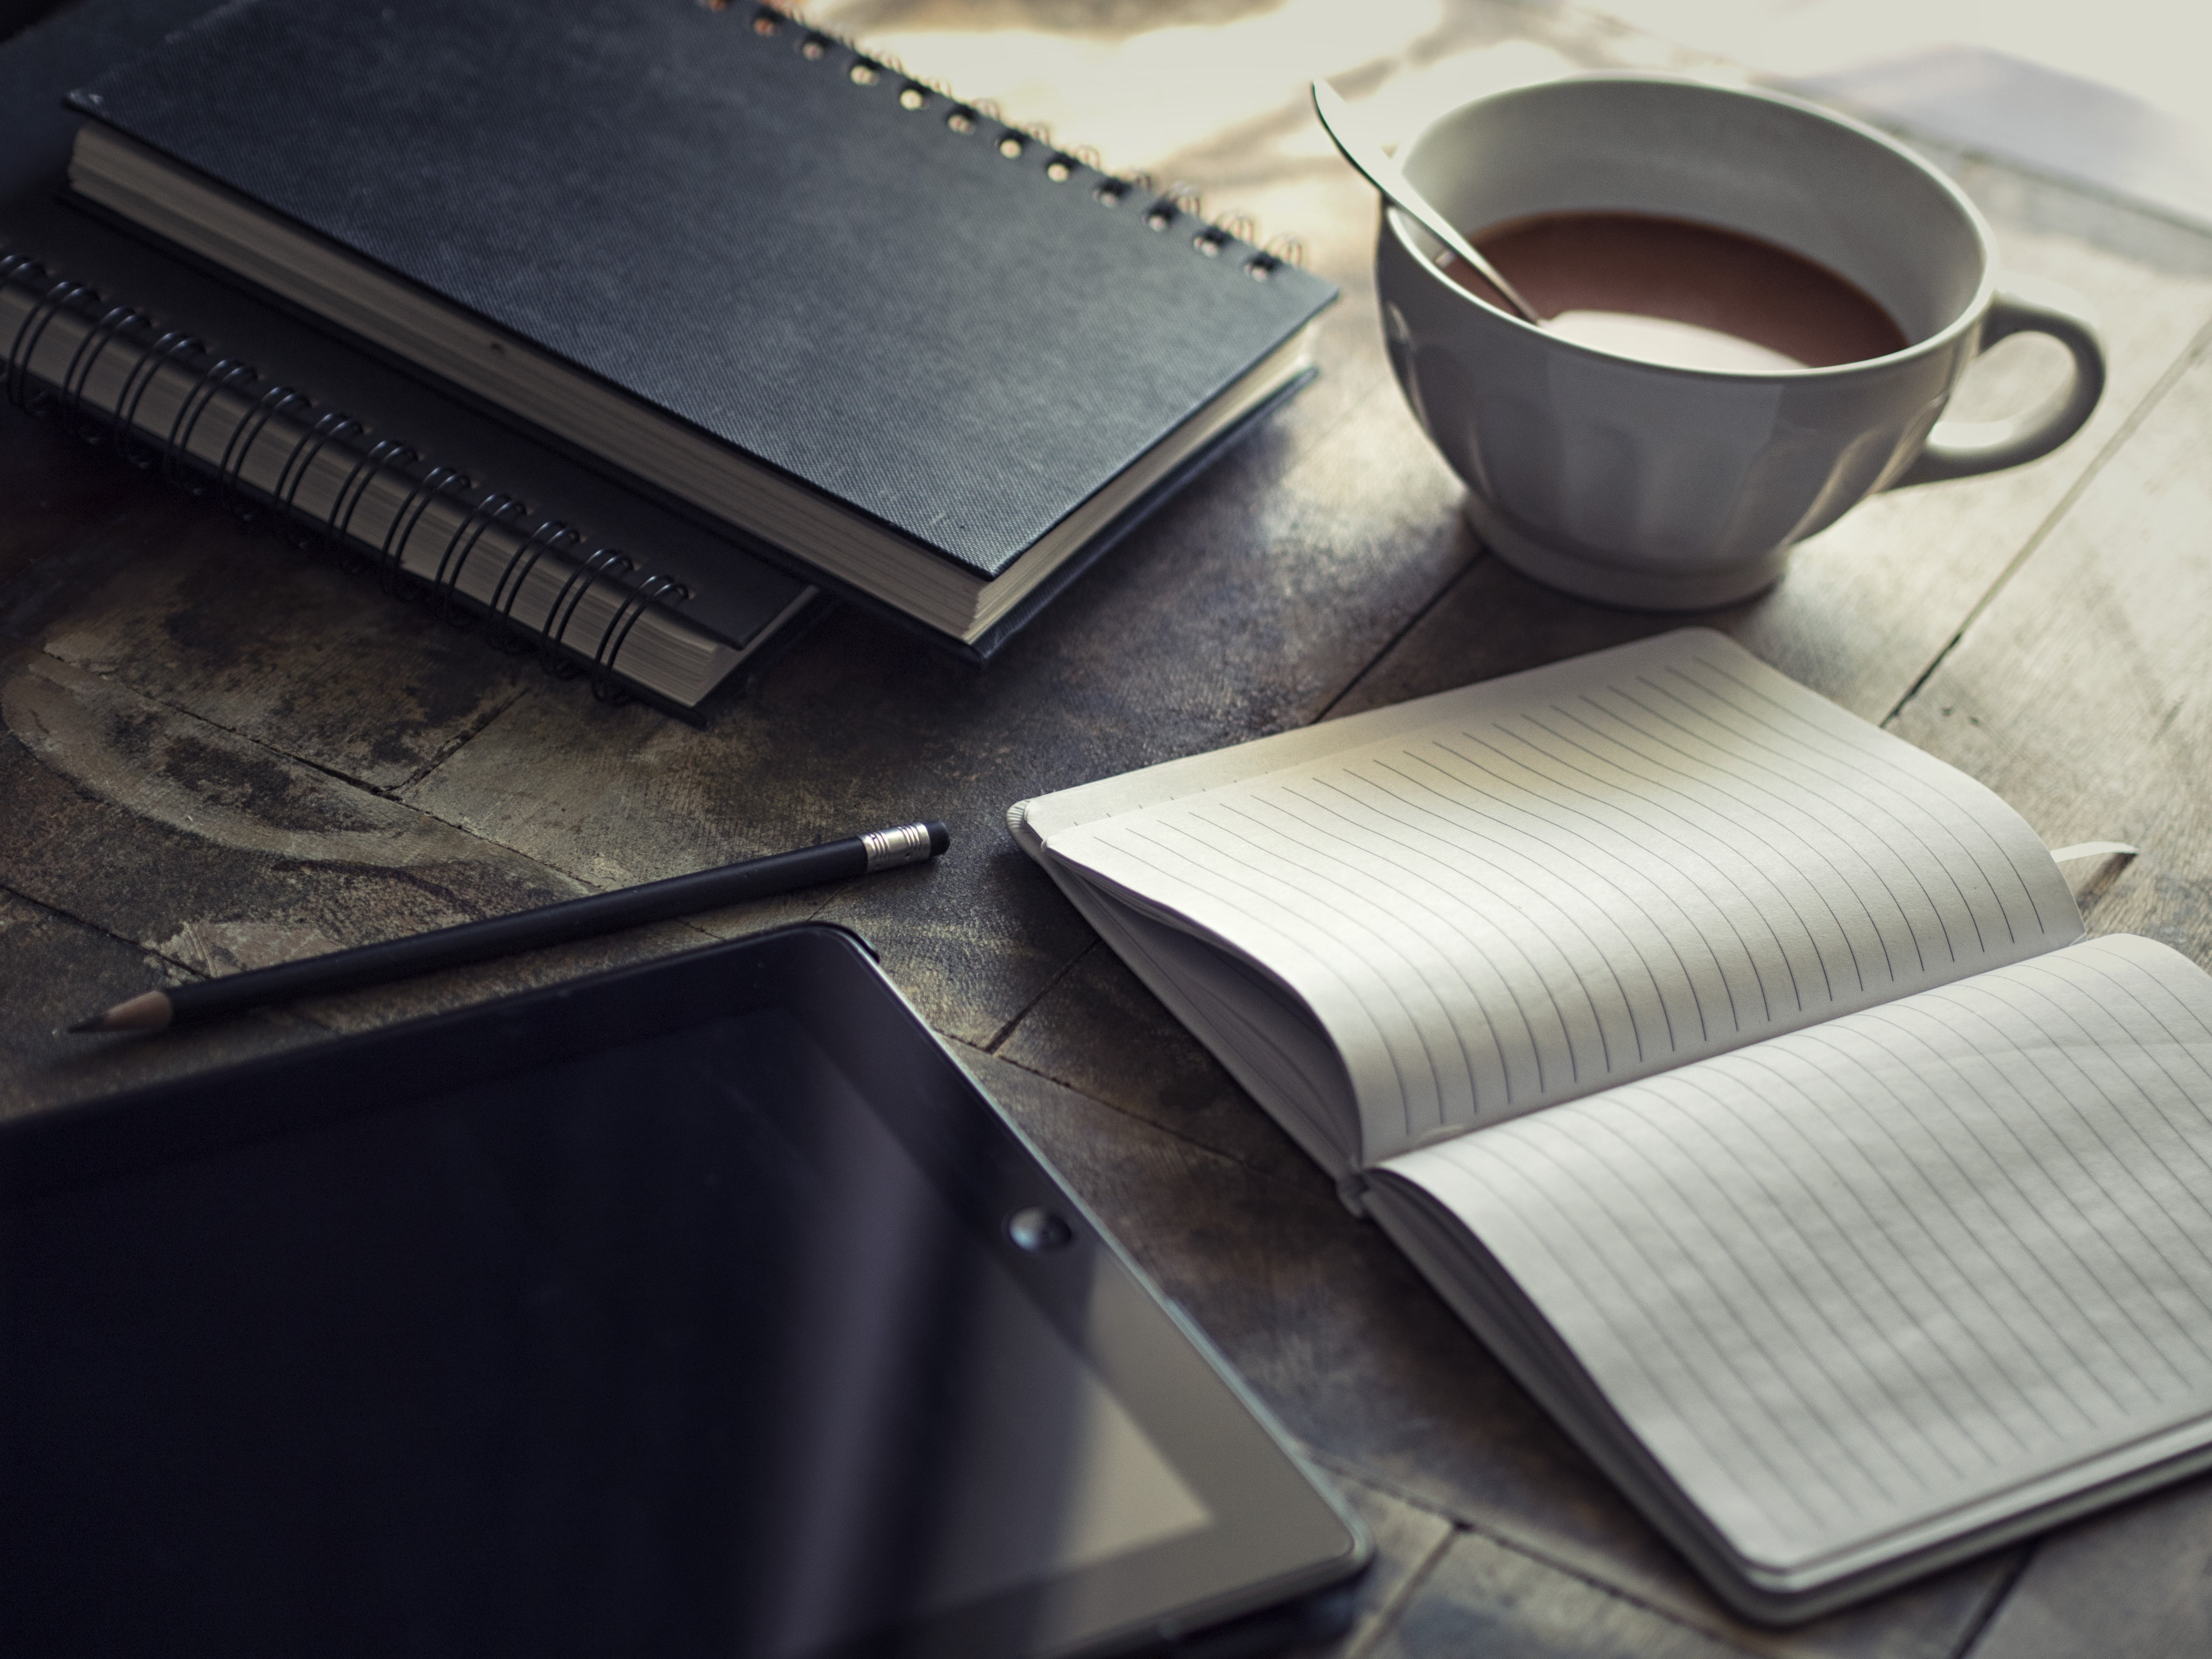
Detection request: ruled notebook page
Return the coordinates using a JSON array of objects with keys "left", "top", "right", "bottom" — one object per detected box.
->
[
  {"left": 1039, "top": 632, "right": 2081, "bottom": 1163},
  {"left": 1382, "top": 935, "right": 2212, "bottom": 1575}
]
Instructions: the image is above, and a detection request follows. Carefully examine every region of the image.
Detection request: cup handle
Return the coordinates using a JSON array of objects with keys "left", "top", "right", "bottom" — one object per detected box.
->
[{"left": 1892, "top": 280, "right": 2106, "bottom": 487}]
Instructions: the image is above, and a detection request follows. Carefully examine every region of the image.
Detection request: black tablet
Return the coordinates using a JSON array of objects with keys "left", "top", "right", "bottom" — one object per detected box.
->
[{"left": 0, "top": 925, "right": 1366, "bottom": 1658}]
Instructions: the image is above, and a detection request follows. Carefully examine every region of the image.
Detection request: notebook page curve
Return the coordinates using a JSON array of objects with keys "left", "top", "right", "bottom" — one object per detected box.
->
[
  {"left": 1040, "top": 632, "right": 2080, "bottom": 1163},
  {"left": 1386, "top": 935, "right": 2212, "bottom": 1576},
  {"left": 1056, "top": 831, "right": 1463, "bottom": 1154}
]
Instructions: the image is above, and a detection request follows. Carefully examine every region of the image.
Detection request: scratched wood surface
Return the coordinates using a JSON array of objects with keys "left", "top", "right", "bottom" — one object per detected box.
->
[{"left": 6, "top": 2, "right": 2212, "bottom": 1655}]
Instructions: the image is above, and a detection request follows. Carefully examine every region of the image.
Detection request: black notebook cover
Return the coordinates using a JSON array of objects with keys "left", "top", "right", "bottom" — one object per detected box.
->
[{"left": 68, "top": 0, "right": 1338, "bottom": 584}]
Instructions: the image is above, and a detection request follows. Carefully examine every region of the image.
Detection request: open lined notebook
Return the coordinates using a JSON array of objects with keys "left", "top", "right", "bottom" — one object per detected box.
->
[{"left": 1010, "top": 630, "right": 2212, "bottom": 1621}]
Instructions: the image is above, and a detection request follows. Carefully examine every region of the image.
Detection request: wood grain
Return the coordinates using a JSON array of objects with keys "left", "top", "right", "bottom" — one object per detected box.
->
[
  {"left": 0, "top": 405, "right": 543, "bottom": 788},
  {"left": 1964, "top": 1480, "right": 2212, "bottom": 1659},
  {"left": 0, "top": 884, "right": 318, "bottom": 1119},
  {"left": 6, "top": 1, "right": 2212, "bottom": 1652},
  {"left": 1284, "top": 1458, "right": 1457, "bottom": 1659},
  {"left": 1369, "top": 1525, "right": 1753, "bottom": 1659},
  {"left": 0, "top": 642, "right": 623, "bottom": 1097},
  {"left": 996, "top": 941, "right": 1322, "bottom": 1185},
  {"left": 1886, "top": 334, "right": 2212, "bottom": 901},
  {"left": 33, "top": 501, "right": 533, "bottom": 792}
]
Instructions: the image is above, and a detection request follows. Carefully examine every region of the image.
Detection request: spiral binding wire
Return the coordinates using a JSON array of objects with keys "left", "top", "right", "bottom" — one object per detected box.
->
[
  {"left": 274, "top": 409, "right": 366, "bottom": 543},
  {"left": 4, "top": 266, "right": 89, "bottom": 413},
  {"left": 379, "top": 463, "right": 470, "bottom": 595},
  {"left": 114, "top": 329, "right": 202, "bottom": 466},
  {"left": 217, "top": 382, "right": 309, "bottom": 518},
  {"left": 487, "top": 519, "right": 584, "bottom": 654},
  {"left": 592, "top": 571, "right": 690, "bottom": 703},
  {"left": 0, "top": 255, "right": 701, "bottom": 706},
  {"left": 161, "top": 355, "right": 255, "bottom": 490},
  {"left": 734, "top": 3, "right": 1311, "bottom": 281},
  {"left": 543, "top": 546, "right": 637, "bottom": 684},
  {"left": 60, "top": 303, "right": 147, "bottom": 436},
  {"left": 327, "top": 436, "right": 419, "bottom": 550},
  {"left": 432, "top": 491, "right": 527, "bottom": 625}
]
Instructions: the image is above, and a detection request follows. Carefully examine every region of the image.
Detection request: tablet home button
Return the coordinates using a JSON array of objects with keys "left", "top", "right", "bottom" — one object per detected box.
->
[{"left": 1006, "top": 1206, "right": 1074, "bottom": 1252}]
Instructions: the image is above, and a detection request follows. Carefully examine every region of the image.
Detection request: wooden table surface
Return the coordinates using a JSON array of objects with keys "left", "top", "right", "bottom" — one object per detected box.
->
[{"left": 7, "top": 2, "right": 2212, "bottom": 1654}]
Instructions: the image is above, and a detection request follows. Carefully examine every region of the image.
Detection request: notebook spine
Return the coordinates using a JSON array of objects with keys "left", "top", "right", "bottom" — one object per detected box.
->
[
  {"left": 740, "top": 2, "right": 1310, "bottom": 279},
  {"left": 0, "top": 251, "right": 707, "bottom": 706}
]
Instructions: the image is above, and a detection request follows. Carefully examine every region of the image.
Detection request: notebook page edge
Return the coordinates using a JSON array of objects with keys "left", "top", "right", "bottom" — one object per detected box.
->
[
  {"left": 1014, "top": 827, "right": 1362, "bottom": 1177},
  {"left": 1359, "top": 1171, "right": 1778, "bottom": 1604}
]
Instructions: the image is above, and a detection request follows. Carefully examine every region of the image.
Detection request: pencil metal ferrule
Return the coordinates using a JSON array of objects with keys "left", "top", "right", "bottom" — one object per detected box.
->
[{"left": 862, "top": 823, "right": 937, "bottom": 872}]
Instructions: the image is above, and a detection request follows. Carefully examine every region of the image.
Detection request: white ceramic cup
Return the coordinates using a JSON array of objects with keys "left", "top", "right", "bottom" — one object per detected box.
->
[{"left": 1375, "top": 73, "right": 2106, "bottom": 609}]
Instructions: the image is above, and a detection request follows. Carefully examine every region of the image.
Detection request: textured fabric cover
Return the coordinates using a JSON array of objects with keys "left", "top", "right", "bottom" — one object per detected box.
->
[{"left": 72, "top": 0, "right": 1337, "bottom": 577}]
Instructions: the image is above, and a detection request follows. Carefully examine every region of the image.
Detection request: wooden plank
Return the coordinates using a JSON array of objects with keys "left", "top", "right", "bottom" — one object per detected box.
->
[
  {"left": 1286, "top": 1457, "right": 1457, "bottom": 1659},
  {"left": 0, "top": 642, "right": 612, "bottom": 1017},
  {"left": 960, "top": 1044, "right": 2009, "bottom": 1659},
  {"left": 1885, "top": 336, "right": 2212, "bottom": 928},
  {"left": 0, "top": 633, "right": 748, "bottom": 1094},
  {"left": 1367, "top": 1525, "right": 1752, "bottom": 1659},
  {"left": 0, "top": 884, "right": 319, "bottom": 1120},
  {"left": 0, "top": 646, "right": 580, "bottom": 941},
  {"left": 34, "top": 496, "right": 534, "bottom": 793},
  {"left": 0, "top": 400, "right": 537, "bottom": 792},
  {"left": 1964, "top": 1481, "right": 2212, "bottom": 1659},
  {"left": 996, "top": 941, "right": 1321, "bottom": 1185}
]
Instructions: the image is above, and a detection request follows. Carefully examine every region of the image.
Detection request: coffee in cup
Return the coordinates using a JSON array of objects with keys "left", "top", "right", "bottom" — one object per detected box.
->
[
  {"left": 1372, "top": 75, "right": 2106, "bottom": 610},
  {"left": 1439, "top": 211, "right": 1907, "bottom": 372}
]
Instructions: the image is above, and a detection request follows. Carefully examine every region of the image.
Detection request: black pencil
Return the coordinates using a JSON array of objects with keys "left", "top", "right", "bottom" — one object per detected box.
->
[{"left": 70, "top": 821, "right": 950, "bottom": 1033}]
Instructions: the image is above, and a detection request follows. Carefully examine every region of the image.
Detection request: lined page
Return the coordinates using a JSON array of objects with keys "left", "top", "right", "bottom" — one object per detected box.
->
[
  {"left": 1385, "top": 935, "right": 2212, "bottom": 1573},
  {"left": 1040, "top": 632, "right": 2080, "bottom": 1161}
]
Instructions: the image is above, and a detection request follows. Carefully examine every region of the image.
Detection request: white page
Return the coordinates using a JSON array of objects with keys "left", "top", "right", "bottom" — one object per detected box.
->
[
  {"left": 1384, "top": 934, "right": 2212, "bottom": 1575},
  {"left": 1034, "top": 632, "right": 2081, "bottom": 1161}
]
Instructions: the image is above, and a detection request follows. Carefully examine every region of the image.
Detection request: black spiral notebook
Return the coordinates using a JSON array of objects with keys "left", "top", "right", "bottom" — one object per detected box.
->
[
  {"left": 63, "top": 0, "right": 1340, "bottom": 657},
  {"left": 1, "top": 0, "right": 821, "bottom": 714}
]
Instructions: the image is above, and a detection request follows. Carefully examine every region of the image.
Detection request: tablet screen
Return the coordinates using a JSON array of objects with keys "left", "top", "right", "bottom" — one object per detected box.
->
[{"left": 0, "top": 1005, "right": 1221, "bottom": 1656}]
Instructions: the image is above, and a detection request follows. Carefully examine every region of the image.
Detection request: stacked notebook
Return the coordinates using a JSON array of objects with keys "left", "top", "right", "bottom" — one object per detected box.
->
[
  {"left": 60, "top": 0, "right": 1338, "bottom": 659},
  {"left": 1013, "top": 630, "right": 2212, "bottom": 1621},
  {"left": 1, "top": 0, "right": 819, "bottom": 711}
]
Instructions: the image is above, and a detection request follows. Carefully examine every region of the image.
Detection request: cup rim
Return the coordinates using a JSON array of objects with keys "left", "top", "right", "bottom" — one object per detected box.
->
[{"left": 1388, "top": 71, "right": 2002, "bottom": 381}]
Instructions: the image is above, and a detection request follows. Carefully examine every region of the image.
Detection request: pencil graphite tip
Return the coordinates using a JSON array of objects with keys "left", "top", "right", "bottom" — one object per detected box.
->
[{"left": 67, "top": 989, "right": 175, "bottom": 1034}]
